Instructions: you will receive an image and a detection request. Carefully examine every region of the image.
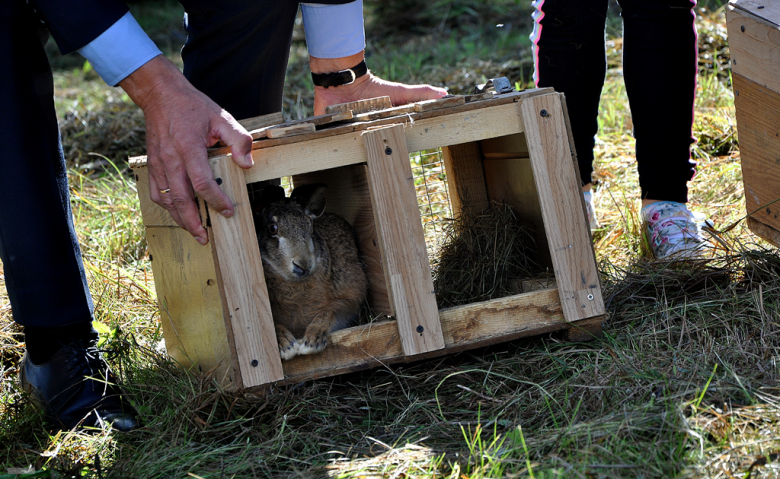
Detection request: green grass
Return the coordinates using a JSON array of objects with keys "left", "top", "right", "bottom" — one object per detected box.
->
[{"left": 3, "top": 3, "right": 780, "bottom": 479}]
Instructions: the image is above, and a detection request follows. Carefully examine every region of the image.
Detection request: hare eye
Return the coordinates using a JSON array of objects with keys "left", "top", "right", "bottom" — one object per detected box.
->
[{"left": 268, "top": 223, "right": 278, "bottom": 235}]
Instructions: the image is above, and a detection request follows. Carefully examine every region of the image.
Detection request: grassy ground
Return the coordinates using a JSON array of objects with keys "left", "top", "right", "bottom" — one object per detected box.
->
[{"left": 4, "top": 2, "right": 780, "bottom": 478}]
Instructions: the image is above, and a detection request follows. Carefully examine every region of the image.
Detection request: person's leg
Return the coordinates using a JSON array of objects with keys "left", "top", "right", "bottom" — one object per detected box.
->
[
  {"left": 0, "top": 2, "right": 94, "bottom": 335},
  {"left": 179, "top": 0, "right": 356, "bottom": 121},
  {"left": 1, "top": 2, "right": 136, "bottom": 430},
  {"left": 531, "top": 0, "right": 610, "bottom": 190},
  {"left": 619, "top": 0, "right": 697, "bottom": 204}
]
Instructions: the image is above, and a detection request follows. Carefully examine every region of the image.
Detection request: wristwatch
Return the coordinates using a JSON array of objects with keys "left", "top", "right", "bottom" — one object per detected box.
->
[{"left": 311, "top": 60, "right": 368, "bottom": 88}]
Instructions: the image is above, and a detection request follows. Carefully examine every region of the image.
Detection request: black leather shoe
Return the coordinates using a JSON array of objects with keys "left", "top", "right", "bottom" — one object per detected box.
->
[{"left": 20, "top": 341, "right": 138, "bottom": 431}]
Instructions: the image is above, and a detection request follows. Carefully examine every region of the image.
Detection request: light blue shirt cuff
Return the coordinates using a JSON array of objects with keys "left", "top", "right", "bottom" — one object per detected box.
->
[
  {"left": 78, "top": 12, "right": 162, "bottom": 86},
  {"left": 302, "top": 1, "right": 366, "bottom": 59}
]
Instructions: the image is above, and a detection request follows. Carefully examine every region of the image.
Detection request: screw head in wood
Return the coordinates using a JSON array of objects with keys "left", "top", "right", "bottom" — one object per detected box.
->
[
  {"left": 251, "top": 359, "right": 259, "bottom": 367},
  {"left": 741, "top": 25, "right": 745, "bottom": 32},
  {"left": 416, "top": 325, "right": 424, "bottom": 333},
  {"left": 587, "top": 294, "right": 594, "bottom": 301},
  {"left": 733, "top": 59, "right": 736, "bottom": 65},
  {"left": 540, "top": 109, "right": 548, "bottom": 117},
  {"left": 385, "top": 147, "right": 393, "bottom": 155},
  {"left": 215, "top": 177, "right": 223, "bottom": 185}
]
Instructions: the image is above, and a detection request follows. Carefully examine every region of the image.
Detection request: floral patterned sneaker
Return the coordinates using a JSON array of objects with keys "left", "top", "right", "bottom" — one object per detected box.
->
[
  {"left": 583, "top": 190, "right": 599, "bottom": 231},
  {"left": 642, "top": 201, "right": 710, "bottom": 260}
]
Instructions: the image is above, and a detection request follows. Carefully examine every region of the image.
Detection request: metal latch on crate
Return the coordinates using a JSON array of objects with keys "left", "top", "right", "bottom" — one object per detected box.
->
[{"left": 474, "top": 77, "right": 515, "bottom": 95}]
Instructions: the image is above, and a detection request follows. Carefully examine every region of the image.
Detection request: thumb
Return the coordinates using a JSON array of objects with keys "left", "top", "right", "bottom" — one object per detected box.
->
[{"left": 213, "top": 111, "right": 254, "bottom": 168}]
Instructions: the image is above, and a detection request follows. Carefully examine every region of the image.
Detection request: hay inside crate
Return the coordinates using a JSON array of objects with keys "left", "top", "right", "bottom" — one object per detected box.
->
[{"left": 131, "top": 89, "right": 605, "bottom": 390}]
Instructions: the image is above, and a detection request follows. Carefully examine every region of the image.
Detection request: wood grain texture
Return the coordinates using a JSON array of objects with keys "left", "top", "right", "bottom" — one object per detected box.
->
[
  {"left": 133, "top": 166, "right": 179, "bottom": 227},
  {"left": 727, "top": 3, "right": 780, "bottom": 95},
  {"left": 207, "top": 88, "right": 554, "bottom": 159},
  {"left": 520, "top": 94, "right": 604, "bottom": 322},
  {"left": 732, "top": 73, "right": 780, "bottom": 235},
  {"left": 363, "top": 125, "right": 445, "bottom": 356},
  {"left": 239, "top": 112, "right": 284, "bottom": 131},
  {"left": 278, "top": 288, "right": 576, "bottom": 383},
  {"left": 748, "top": 217, "right": 780, "bottom": 247},
  {"left": 291, "top": 166, "right": 392, "bottom": 315},
  {"left": 326, "top": 96, "right": 393, "bottom": 115},
  {"left": 235, "top": 101, "right": 527, "bottom": 184},
  {"left": 266, "top": 123, "right": 316, "bottom": 139},
  {"left": 414, "top": 95, "right": 466, "bottom": 112},
  {"left": 563, "top": 315, "right": 603, "bottom": 342},
  {"left": 441, "top": 142, "right": 490, "bottom": 215},
  {"left": 146, "top": 227, "right": 237, "bottom": 387},
  {"left": 465, "top": 91, "right": 495, "bottom": 103},
  {"left": 208, "top": 157, "right": 284, "bottom": 386},
  {"left": 731, "top": 0, "right": 780, "bottom": 29}
]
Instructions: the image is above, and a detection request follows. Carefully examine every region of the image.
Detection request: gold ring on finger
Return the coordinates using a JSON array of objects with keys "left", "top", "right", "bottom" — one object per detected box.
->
[{"left": 160, "top": 188, "right": 171, "bottom": 194}]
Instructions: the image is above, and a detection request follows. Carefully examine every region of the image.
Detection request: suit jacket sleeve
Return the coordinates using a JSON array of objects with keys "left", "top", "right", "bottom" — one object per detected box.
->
[{"left": 28, "top": 0, "right": 129, "bottom": 54}]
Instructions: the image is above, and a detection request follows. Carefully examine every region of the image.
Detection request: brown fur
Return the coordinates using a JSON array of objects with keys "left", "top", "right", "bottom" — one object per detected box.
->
[{"left": 253, "top": 184, "right": 367, "bottom": 360}]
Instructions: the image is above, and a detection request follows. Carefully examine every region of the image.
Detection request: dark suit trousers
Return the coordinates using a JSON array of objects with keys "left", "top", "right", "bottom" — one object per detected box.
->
[{"left": 2, "top": 0, "right": 352, "bottom": 328}]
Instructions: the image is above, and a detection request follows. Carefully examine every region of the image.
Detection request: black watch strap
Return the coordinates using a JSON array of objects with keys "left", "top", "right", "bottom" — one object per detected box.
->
[{"left": 311, "top": 60, "right": 368, "bottom": 88}]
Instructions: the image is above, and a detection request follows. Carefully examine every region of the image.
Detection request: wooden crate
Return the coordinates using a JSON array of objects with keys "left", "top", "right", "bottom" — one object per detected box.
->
[
  {"left": 727, "top": 0, "right": 780, "bottom": 246},
  {"left": 130, "top": 88, "right": 605, "bottom": 391}
]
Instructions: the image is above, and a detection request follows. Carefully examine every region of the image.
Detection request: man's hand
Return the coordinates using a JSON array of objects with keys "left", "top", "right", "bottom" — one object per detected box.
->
[
  {"left": 119, "top": 55, "right": 253, "bottom": 245},
  {"left": 311, "top": 53, "right": 447, "bottom": 116}
]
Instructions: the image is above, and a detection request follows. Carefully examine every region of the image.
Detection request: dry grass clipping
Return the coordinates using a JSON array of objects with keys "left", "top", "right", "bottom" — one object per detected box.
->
[{"left": 432, "top": 202, "right": 544, "bottom": 308}]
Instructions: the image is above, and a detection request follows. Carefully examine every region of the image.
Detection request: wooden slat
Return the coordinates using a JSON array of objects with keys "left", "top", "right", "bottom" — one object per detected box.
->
[
  {"left": 207, "top": 157, "right": 284, "bottom": 386},
  {"left": 325, "top": 96, "right": 392, "bottom": 115},
  {"left": 363, "top": 125, "right": 445, "bottom": 356},
  {"left": 727, "top": 3, "right": 780, "bottom": 95},
  {"left": 266, "top": 123, "right": 316, "bottom": 139},
  {"left": 732, "top": 73, "right": 780, "bottom": 235},
  {"left": 133, "top": 166, "right": 179, "bottom": 227},
  {"left": 440, "top": 142, "right": 489, "bottom": 215},
  {"left": 465, "top": 91, "right": 495, "bottom": 103},
  {"left": 291, "top": 166, "right": 393, "bottom": 315},
  {"left": 237, "top": 100, "right": 527, "bottom": 184},
  {"left": 146, "top": 226, "right": 238, "bottom": 387},
  {"left": 352, "top": 104, "right": 417, "bottom": 121},
  {"left": 520, "top": 94, "right": 604, "bottom": 322},
  {"left": 414, "top": 95, "right": 466, "bottom": 112},
  {"left": 239, "top": 112, "right": 284, "bottom": 131},
  {"left": 748, "top": 217, "right": 780, "bottom": 247},
  {"left": 731, "top": 0, "right": 780, "bottom": 29},
  {"left": 279, "top": 289, "right": 576, "bottom": 383}
]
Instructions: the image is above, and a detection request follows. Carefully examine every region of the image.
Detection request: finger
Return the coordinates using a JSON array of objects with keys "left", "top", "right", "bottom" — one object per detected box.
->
[
  {"left": 179, "top": 143, "right": 235, "bottom": 218},
  {"left": 165, "top": 163, "right": 210, "bottom": 244},
  {"left": 148, "top": 170, "right": 184, "bottom": 228},
  {"left": 214, "top": 111, "right": 254, "bottom": 169}
]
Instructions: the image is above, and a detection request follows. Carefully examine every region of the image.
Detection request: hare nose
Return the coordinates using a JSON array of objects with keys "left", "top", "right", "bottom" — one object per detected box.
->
[{"left": 292, "top": 261, "right": 308, "bottom": 277}]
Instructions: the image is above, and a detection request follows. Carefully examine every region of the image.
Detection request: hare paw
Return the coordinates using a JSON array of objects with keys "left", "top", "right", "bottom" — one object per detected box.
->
[
  {"left": 276, "top": 326, "right": 300, "bottom": 360},
  {"left": 298, "top": 324, "right": 331, "bottom": 356}
]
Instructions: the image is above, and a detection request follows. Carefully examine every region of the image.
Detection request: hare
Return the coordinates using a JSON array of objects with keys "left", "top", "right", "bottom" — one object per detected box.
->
[{"left": 253, "top": 183, "right": 368, "bottom": 360}]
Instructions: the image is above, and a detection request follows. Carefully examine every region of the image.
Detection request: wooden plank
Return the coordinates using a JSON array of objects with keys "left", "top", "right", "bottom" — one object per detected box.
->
[
  {"left": 266, "top": 123, "right": 316, "bottom": 139},
  {"left": 465, "top": 91, "right": 495, "bottom": 103},
  {"left": 731, "top": 0, "right": 780, "bottom": 28},
  {"left": 325, "top": 96, "right": 392, "bottom": 115},
  {"left": 207, "top": 157, "right": 284, "bottom": 386},
  {"left": 563, "top": 315, "right": 603, "bottom": 342},
  {"left": 727, "top": 3, "right": 780, "bottom": 95},
  {"left": 520, "top": 93, "right": 604, "bottom": 322},
  {"left": 236, "top": 99, "right": 528, "bottom": 185},
  {"left": 363, "top": 125, "right": 445, "bottom": 356},
  {"left": 278, "top": 288, "right": 570, "bottom": 383},
  {"left": 239, "top": 112, "right": 284, "bottom": 131},
  {"left": 414, "top": 95, "right": 466, "bottom": 112},
  {"left": 352, "top": 104, "right": 417, "bottom": 121},
  {"left": 132, "top": 165, "right": 179, "bottom": 227},
  {"left": 440, "top": 142, "right": 489, "bottom": 215},
  {"left": 145, "top": 226, "right": 238, "bottom": 388},
  {"left": 733, "top": 73, "right": 780, "bottom": 235},
  {"left": 748, "top": 217, "right": 780, "bottom": 247},
  {"left": 291, "top": 166, "right": 393, "bottom": 316}
]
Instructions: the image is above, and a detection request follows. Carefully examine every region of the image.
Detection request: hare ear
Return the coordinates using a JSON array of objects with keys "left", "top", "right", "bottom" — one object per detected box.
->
[
  {"left": 291, "top": 183, "right": 327, "bottom": 218},
  {"left": 258, "top": 185, "right": 286, "bottom": 204}
]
